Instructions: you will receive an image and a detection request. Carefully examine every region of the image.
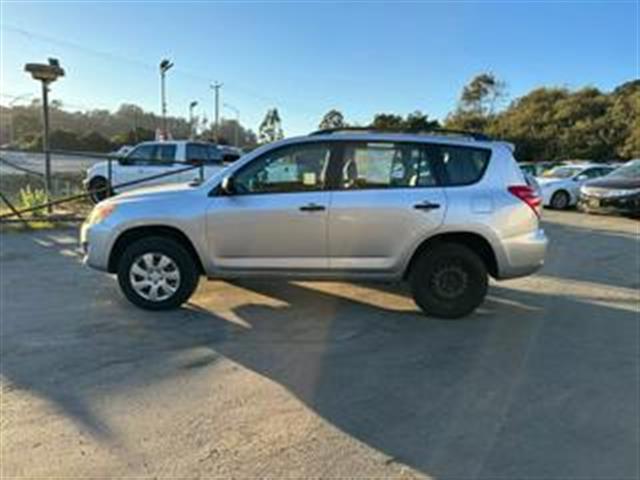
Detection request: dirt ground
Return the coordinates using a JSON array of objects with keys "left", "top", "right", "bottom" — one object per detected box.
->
[{"left": 1, "top": 210, "right": 638, "bottom": 479}]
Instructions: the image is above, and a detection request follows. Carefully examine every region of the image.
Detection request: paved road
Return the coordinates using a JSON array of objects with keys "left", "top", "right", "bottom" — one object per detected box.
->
[{"left": 1, "top": 211, "right": 638, "bottom": 478}]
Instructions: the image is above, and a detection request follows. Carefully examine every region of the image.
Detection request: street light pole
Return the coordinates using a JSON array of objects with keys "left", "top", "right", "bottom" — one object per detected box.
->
[
  {"left": 159, "top": 59, "right": 174, "bottom": 139},
  {"left": 224, "top": 102, "right": 240, "bottom": 147},
  {"left": 189, "top": 101, "right": 198, "bottom": 139},
  {"left": 41, "top": 82, "right": 51, "bottom": 205},
  {"left": 210, "top": 82, "right": 223, "bottom": 143},
  {"left": 24, "top": 58, "right": 64, "bottom": 213}
]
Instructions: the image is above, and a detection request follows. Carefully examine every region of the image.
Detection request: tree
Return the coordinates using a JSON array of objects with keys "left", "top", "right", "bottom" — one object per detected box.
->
[
  {"left": 258, "top": 108, "right": 284, "bottom": 144},
  {"left": 79, "top": 131, "right": 113, "bottom": 152},
  {"left": 318, "top": 109, "right": 346, "bottom": 130},
  {"left": 370, "top": 111, "right": 439, "bottom": 132},
  {"left": 606, "top": 80, "right": 640, "bottom": 159},
  {"left": 445, "top": 73, "right": 507, "bottom": 134},
  {"left": 49, "top": 129, "right": 82, "bottom": 151},
  {"left": 371, "top": 113, "right": 404, "bottom": 130},
  {"left": 403, "top": 111, "right": 440, "bottom": 132},
  {"left": 460, "top": 72, "right": 507, "bottom": 115}
]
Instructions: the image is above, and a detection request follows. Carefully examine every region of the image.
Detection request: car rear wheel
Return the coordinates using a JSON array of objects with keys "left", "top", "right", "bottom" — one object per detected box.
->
[
  {"left": 88, "top": 177, "right": 112, "bottom": 204},
  {"left": 550, "top": 190, "right": 570, "bottom": 210},
  {"left": 409, "top": 243, "right": 488, "bottom": 319},
  {"left": 117, "top": 236, "right": 200, "bottom": 310}
]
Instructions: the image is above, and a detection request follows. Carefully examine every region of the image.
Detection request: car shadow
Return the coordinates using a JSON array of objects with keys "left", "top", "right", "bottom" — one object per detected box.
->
[{"left": 1, "top": 230, "right": 637, "bottom": 478}]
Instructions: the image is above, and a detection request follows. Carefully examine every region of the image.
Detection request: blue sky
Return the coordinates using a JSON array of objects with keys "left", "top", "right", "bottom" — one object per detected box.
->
[{"left": 1, "top": 1, "right": 637, "bottom": 136}]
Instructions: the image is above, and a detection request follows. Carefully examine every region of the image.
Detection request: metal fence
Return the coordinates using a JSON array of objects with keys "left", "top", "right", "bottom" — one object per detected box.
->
[{"left": 0, "top": 149, "right": 204, "bottom": 224}]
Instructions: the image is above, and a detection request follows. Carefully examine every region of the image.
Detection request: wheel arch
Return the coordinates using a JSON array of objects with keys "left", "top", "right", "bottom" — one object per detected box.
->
[
  {"left": 550, "top": 188, "right": 572, "bottom": 206},
  {"left": 403, "top": 231, "right": 499, "bottom": 279},
  {"left": 108, "top": 225, "right": 205, "bottom": 274}
]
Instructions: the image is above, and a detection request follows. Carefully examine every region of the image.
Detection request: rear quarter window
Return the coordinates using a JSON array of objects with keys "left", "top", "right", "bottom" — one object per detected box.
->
[{"left": 436, "top": 145, "right": 491, "bottom": 186}]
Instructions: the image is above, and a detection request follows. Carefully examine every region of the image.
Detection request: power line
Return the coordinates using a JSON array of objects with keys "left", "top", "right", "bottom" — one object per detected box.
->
[{"left": 1, "top": 23, "right": 314, "bottom": 116}]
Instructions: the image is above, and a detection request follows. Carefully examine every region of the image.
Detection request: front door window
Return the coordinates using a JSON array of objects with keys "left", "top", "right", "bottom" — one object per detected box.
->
[{"left": 234, "top": 143, "right": 331, "bottom": 194}]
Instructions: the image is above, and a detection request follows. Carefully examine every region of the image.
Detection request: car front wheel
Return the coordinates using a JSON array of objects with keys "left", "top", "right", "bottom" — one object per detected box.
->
[
  {"left": 409, "top": 243, "right": 488, "bottom": 319},
  {"left": 117, "top": 236, "right": 200, "bottom": 310}
]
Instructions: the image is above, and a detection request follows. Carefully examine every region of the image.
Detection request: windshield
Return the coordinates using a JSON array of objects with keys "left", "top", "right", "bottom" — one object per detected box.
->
[
  {"left": 541, "top": 166, "right": 584, "bottom": 179},
  {"left": 608, "top": 160, "right": 640, "bottom": 179}
]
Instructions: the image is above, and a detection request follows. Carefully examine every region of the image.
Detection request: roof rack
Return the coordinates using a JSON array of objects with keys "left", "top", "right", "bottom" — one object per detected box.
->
[{"left": 309, "top": 126, "right": 492, "bottom": 141}]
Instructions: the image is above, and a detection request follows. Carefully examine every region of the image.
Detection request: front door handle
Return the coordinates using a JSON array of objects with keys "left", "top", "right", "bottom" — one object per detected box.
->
[
  {"left": 299, "top": 203, "right": 326, "bottom": 212},
  {"left": 414, "top": 201, "right": 441, "bottom": 211}
]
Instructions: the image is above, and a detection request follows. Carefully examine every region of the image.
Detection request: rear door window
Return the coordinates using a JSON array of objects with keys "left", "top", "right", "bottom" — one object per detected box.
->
[
  {"left": 339, "top": 142, "right": 438, "bottom": 190},
  {"left": 155, "top": 144, "right": 176, "bottom": 164},
  {"left": 435, "top": 145, "right": 491, "bottom": 186}
]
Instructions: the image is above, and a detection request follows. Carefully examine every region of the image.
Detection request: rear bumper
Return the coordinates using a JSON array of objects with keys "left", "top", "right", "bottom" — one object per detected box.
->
[{"left": 497, "top": 228, "right": 548, "bottom": 279}]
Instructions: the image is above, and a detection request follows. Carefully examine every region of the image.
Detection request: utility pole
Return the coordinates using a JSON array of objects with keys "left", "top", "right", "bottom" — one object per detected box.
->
[
  {"left": 210, "top": 82, "right": 223, "bottom": 143},
  {"left": 224, "top": 102, "right": 240, "bottom": 147},
  {"left": 24, "top": 58, "right": 64, "bottom": 213},
  {"left": 159, "top": 59, "right": 174, "bottom": 139}
]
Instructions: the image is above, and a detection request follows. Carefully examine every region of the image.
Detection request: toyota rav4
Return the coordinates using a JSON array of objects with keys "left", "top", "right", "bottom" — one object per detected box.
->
[{"left": 80, "top": 128, "right": 547, "bottom": 319}]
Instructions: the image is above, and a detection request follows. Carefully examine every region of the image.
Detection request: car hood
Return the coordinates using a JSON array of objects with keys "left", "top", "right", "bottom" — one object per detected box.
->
[{"left": 584, "top": 176, "right": 640, "bottom": 190}]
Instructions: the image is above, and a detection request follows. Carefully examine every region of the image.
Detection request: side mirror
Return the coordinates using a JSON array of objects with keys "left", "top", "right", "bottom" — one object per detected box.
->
[
  {"left": 220, "top": 176, "right": 236, "bottom": 195},
  {"left": 575, "top": 174, "right": 588, "bottom": 182}
]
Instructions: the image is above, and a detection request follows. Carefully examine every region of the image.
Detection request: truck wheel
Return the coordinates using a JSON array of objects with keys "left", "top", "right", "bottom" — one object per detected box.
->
[
  {"left": 550, "top": 190, "right": 570, "bottom": 210},
  {"left": 88, "top": 177, "right": 111, "bottom": 204},
  {"left": 117, "top": 236, "right": 200, "bottom": 310},
  {"left": 409, "top": 243, "right": 488, "bottom": 319}
]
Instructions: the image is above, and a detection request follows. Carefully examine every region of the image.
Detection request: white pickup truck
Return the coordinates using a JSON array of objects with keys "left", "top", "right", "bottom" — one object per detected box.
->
[{"left": 84, "top": 140, "right": 242, "bottom": 202}]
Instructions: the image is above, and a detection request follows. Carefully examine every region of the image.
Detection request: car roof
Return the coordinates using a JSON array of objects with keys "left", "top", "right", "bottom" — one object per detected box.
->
[
  {"left": 137, "top": 140, "right": 218, "bottom": 147},
  {"left": 282, "top": 132, "right": 500, "bottom": 150}
]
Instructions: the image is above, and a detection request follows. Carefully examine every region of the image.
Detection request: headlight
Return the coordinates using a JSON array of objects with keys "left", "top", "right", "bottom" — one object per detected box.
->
[{"left": 87, "top": 203, "right": 117, "bottom": 225}]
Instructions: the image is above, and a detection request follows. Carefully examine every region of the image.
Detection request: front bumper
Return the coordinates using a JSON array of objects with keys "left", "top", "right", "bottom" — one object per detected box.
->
[
  {"left": 578, "top": 194, "right": 640, "bottom": 216},
  {"left": 79, "top": 221, "right": 114, "bottom": 271}
]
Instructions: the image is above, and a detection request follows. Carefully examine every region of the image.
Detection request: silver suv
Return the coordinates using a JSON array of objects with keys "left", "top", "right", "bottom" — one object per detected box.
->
[{"left": 80, "top": 129, "right": 547, "bottom": 319}]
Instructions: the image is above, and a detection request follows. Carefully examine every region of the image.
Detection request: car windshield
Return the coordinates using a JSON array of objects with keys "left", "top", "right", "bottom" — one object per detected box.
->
[
  {"left": 608, "top": 160, "right": 640, "bottom": 179},
  {"left": 541, "top": 166, "right": 584, "bottom": 178}
]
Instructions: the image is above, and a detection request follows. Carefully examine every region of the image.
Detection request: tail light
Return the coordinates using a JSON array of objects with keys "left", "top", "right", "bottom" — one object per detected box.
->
[{"left": 508, "top": 185, "right": 542, "bottom": 216}]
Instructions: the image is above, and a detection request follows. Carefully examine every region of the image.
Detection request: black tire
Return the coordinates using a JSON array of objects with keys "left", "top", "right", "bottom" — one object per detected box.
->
[
  {"left": 117, "top": 236, "right": 200, "bottom": 310},
  {"left": 409, "top": 243, "right": 488, "bottom": 319},
  {"left": 88, "top": 177, "right": 112, "bottom": 204},
  {"left": 550, "top": 190, "right": 570, "bottom": 210}
]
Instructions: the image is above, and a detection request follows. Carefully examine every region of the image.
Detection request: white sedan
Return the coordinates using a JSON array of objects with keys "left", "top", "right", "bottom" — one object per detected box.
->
[{"left": 537, "top": 164, "right": 616, "bottom": 209}]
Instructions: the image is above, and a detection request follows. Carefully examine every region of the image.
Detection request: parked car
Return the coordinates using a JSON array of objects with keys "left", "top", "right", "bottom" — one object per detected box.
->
[
  {"left": 84, "top": 140, "right": 231, "bottom": 203},
  {"left": 578, "top": 159, "right": 640, "bottom": 216},
  {"left": 80, "top": 128, "right": 547, "bottom": 319},
  {"left": 519, "top": 161, "right": 564, "bottom": 177},
  {"left": 537, "top": 163, "right": 616, "bottom": 209}
]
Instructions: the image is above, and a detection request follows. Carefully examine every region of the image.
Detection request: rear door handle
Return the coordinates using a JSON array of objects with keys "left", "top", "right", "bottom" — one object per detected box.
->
[
  {"left": 413, "top": 201, "right": 441, "bottom": 211},
  {"left": 299, "top": 203, "right": 326, "bottom": 212}
]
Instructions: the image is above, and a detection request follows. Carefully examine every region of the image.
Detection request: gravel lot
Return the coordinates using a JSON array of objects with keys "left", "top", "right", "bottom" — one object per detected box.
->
[{"left": 1, "top": 210, "right": 638, "bottom": 479}]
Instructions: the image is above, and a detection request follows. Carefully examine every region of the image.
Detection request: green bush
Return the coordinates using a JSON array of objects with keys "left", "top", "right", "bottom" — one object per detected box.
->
[{"left": 18, "top": 185, "right": 48, "bottom": 217}]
